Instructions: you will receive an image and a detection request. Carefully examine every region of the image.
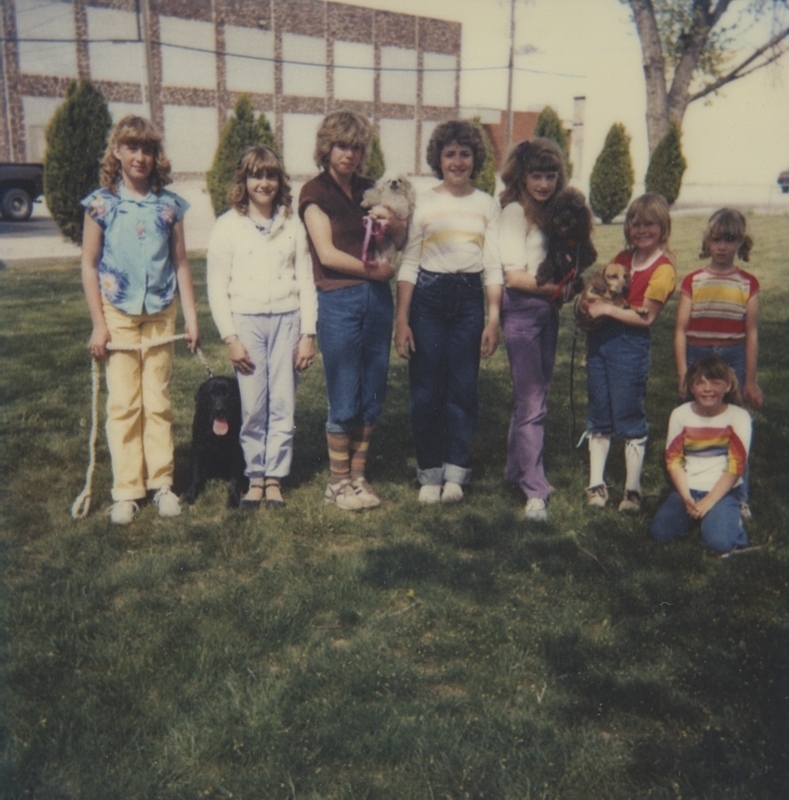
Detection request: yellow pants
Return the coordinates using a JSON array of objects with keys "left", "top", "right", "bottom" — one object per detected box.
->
[{"left": 103, "top": 300, "right": 176, "bottom": 501}]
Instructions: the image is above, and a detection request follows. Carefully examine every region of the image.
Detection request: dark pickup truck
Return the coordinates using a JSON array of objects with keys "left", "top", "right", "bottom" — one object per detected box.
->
[{"left": 0, "top": 162, "right": 44, "bottom": 221}]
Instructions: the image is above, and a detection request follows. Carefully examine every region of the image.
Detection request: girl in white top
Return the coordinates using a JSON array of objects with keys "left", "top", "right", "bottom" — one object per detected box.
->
[
  {"left": 395, "top": 120, "right": 502, "bottom": 504},
  {"left": 207, "top": 146, "right": 317, "bottom": 509},
  {"left": 490, "top": 139, "right": 572, "bottom": 521}
]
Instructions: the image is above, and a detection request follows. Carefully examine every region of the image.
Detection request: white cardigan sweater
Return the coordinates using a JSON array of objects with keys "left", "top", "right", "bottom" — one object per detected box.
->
[{"left": 207, "top": 207, "right": 318, "bottom": 340}]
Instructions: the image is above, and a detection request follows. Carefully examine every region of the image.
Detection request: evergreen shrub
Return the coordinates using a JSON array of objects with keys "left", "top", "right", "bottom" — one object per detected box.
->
[
  {"left": 645, "top": 122, "right": 687, "bottom": 206},
  {"left": 43, "top": 80, "right": 112, "bottom": 244},
  {"left": 589, "top": 123, "right": 635, "bottom": 224},
  {"left": 207, "top": 94, "right": 277, "bottom": 217},
  {"left": 534, "top": 105, "right": 573, "bottom": 178},
  {"left": 470, "top": 117, "right": 496, "bottom": 196},
  {"left": 363, "top": 135, "right": 386, "bottom": 181}
]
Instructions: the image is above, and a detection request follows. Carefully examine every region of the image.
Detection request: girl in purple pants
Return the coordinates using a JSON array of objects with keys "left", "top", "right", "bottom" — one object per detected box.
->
[{"left": 491, "top": 139, "right": 572, "bottom": 521}]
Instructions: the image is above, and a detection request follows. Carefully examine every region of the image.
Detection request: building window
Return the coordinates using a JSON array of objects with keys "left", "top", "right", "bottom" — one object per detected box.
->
[
  {"left": 380, "top": 47, "right": 416, "bottom": 106},
  {"left": 87, "top": 7, "right": 144, "bottom": 85},
  {"left": 422, "top": 52, "right": 455, "bottom": 107},
  {"left": 16, "top": 0, "right": 77, "bottom": 77},
  {"left": 282, "top": 113, "right": 324, "bottom": 176},
  {"left": 225, "top": 26, "right": 274, "bottom": 95},
  {"left": 379, "top": 118, "right": 416, "bottom": 175},
  {"left": 333, "top": 41, "right": 374, "bottom": 103},
  {"left": 282, "top": 34, "right": 326, "bottom": 98},
  {"left": 159, "top": 16, "right": 215, "bottom": 90},
  {"left": 162, "top": 105, "right": 218, "bottom": 173}
]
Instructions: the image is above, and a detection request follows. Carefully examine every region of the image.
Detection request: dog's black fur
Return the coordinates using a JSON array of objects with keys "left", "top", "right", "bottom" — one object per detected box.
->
[
  {"left": 184, "top": 375, "right": 246, "bottom": 508},
  {"left": 536, "top": 187, "right": 597, "bottom": 287}
]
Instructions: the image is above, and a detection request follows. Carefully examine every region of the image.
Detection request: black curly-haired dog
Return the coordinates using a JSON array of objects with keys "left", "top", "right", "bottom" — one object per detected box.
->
[
  {"left": 184, "top": 375, "right": 246, "bottom": 508},
  {"left": 536, "top": 187, "right": 597, "bottom": 292}
]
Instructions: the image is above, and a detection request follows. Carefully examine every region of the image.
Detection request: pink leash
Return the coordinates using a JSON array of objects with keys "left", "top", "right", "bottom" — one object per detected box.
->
[{"left": 361, "top": 215, "right": 388, "bottom": 267}]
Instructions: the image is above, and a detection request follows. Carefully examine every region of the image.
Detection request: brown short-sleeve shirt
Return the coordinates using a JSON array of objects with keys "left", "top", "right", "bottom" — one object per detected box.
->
[{"left": 298, "top": 171, "right": 374, "bottom": 292}]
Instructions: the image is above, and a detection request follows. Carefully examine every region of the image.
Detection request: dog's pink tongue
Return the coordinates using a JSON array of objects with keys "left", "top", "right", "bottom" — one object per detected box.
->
[{"left": 213, "top": 418, "right": 229, "bottom": 436}]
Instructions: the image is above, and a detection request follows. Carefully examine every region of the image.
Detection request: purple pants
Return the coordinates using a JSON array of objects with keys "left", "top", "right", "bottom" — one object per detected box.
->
[{"left": 502, "top": 291, "right": 558, "bottom": 500}]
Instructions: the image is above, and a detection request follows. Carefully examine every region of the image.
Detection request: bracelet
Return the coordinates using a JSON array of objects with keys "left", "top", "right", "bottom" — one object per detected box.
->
[{"left": 223, "top": 334, "right": 239, "bottom": 344}]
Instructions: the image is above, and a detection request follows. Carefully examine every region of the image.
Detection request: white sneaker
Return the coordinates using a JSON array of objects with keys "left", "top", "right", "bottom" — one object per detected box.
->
[
  {"left": 418, "top": 484, "right": 442, "bottom": 504},
  {"left": 152, "top": 486, "right": 181, "bottom": 517},
  {"left": 109, "top": 500, "right": 139, "bottom": 525},
  {"left": 351, "top": 477, "right": 381, "bottom": 508},
  {"left": 324, "top": 479, "right": 364, "bottom": 511},
  {"left": 441, "top": 481, "right": 464, "bottom": 504},
  {"left": 524, "top": 497, "right": 548, "bottom": 521}
]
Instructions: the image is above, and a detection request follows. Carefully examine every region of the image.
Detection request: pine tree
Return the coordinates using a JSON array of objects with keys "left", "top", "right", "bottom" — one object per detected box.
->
[
  {"left": 589, "top": 123, "right": 635, "bottom": 224},
  {"left": 43, "top": 80, "right": 112, "bottom": 244},
  {"left": 470, "top": 117, "right": 496, "bottom": 196},
  {"left": 206, "top": 94, "right": 278, "bottom": 217},
  {"left": 644, "top": 122, "right": 687, "bottom": 206},
  {"left": 534, "top": 105, "right": 573, "bottom": 178},
  {"left": 363, "top": 134, "right": 386, "bottom": 181}
]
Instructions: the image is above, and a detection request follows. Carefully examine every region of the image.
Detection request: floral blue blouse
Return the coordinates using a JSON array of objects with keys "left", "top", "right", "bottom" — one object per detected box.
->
[{"left": 81, "top": 184, "right": 190, "bottom": 315}]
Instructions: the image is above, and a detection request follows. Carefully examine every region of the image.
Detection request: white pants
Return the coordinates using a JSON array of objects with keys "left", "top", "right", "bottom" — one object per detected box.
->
[{"left": 233, "top": 311, "right": 300, "bottom": 479}]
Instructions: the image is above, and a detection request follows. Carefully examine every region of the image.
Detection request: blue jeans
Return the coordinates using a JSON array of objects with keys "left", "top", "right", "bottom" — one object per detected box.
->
[
  {"left": 650, "top": 488, "right": 748, "bottom": 554},
  {"left": 317, "top": 281, "right": 393, "bottom": 434},
  {"left": 586, "top": 323, "right": 651, "bottom": 439},
  {"left": 686, "top": 343, "right": 750, "bottom": 503},
  {"left": 409, "top": 270, "right": 484, "bottom": 485}
]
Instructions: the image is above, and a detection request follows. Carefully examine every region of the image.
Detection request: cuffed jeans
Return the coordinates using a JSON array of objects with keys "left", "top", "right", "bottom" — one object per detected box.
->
[
  {"left": 317, "top": 281, "right": 393, "bottom": 434},
  {"left": 233, "top": 311, "right": 300, "bottom": 480},
  {"left": 586, "top": 323, "right": 651, "bottom": 439},
  {"left": 409, "top": 270, "right": 484, "bottom": 486},
  {"left": 650, "top": 488, "right": 748, "bottom": 554},
  {"left": 501, "top": 291, "right": 558, "bottom": 500}
]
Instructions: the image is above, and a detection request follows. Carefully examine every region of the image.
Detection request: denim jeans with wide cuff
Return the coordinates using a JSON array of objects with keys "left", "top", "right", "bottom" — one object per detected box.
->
[
  {"left": 408, "top": 270, "right": 484, "bottom": 486},
  {"left": 586, "top": 322, "right": 651, "bottom": 440},
  {"left": 650, "top": 488, "right": 748, "bottom": 554},
  {"left": 317, "top": 281, "right": 393, "bottom": 435}
]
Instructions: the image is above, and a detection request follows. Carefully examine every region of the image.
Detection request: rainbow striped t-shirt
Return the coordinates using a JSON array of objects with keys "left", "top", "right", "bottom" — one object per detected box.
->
[{"left": 664, "top": 402, "right": 751, "bottom": 492}]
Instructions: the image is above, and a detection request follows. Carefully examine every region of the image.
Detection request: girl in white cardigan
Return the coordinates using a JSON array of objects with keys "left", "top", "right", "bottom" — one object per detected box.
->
[{"left": 207, "top": 146, "right": 317, "bottom": 509}]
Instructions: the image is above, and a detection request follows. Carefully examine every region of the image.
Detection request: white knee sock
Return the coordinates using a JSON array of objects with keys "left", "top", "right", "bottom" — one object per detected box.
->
[
  {"left": 588, "top": 433, "right": 611, "bottom": 487},
  {"left": 624, "top": 436, "right": 647, "bottom": 494}
]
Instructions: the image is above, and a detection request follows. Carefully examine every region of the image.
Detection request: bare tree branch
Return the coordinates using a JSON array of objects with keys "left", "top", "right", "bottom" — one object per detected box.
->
[{"left": 688, "top": 26, "right": 789, "bottom": 102}]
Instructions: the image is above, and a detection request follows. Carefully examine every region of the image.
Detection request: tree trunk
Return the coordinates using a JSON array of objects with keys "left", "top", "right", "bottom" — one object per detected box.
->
[{"left": 629, "top": 0, "right": 670, "bottom": 153}]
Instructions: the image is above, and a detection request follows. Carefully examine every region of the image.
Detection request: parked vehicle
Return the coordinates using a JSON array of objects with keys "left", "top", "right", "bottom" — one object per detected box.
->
[
  {"left": 0, "top": 163, "right": 44, "bottom": 220},
  {"left": 778, "top": 168, "right": 789, "bottom": 194}
]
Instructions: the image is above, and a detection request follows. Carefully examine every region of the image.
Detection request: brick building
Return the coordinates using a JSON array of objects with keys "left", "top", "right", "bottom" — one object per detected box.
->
[{"left": 1, "top": 0, "right": 462, "bottom": 178}]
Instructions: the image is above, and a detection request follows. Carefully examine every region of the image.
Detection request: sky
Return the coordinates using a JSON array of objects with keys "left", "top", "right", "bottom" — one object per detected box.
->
[{"left": 345, "top": 0, "right": 789, "bottom": 195}]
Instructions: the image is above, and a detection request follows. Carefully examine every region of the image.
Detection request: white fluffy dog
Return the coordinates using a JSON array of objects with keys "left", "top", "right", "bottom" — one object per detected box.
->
[{"left": 360, "top": 175, "right": 416, "bottom": 266}]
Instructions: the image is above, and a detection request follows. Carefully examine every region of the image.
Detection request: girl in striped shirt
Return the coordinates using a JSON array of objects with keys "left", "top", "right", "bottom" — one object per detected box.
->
[{"left": 650, "top": 356, "right": 750, "bottom": 554}]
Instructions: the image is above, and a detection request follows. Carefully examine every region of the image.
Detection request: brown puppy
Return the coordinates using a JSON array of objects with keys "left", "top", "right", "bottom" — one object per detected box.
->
[{"left": 574, "top": 261, "right": 645, "bottom": 331}]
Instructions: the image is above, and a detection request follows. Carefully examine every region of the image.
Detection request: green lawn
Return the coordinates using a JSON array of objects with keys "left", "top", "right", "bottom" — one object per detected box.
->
[{"left": 2, "top": 213, "right": 787, "bottom": 799}]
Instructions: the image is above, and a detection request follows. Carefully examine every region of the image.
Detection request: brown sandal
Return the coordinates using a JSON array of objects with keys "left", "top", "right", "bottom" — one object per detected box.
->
[
  {"left": 264, "top": 478, "right": 285, "bottom": 509},
  {"left": 240, "top": 479, "right": 264, "bottom": 510}
]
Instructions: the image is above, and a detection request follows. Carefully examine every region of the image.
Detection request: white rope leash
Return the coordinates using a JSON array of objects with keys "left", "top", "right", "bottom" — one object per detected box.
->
[{"left": 70, "top": 335, "right": 213, "bottom": 519}]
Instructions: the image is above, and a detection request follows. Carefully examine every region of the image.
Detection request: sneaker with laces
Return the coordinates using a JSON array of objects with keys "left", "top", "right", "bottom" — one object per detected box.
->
[
  {"left": 324, "top": 479, "right": 364, "bottom": 511},
  {"left": 524, "top": 497, "right": 548, "bottom": 521},
  {"left": 418, "top": 484, "right": 442, "bottom": 504},
  {"left": 441, "top": 481, "right": 464, "bottom": 504},
  {"left": 151, "top": 486, "right": 181, "bottom": 517},
  {"left": 618, "top": 490, "right": 642, "bottom": 513},
  {"left": 586, "top": 484, "right": 608, "bottom": 508},
  {"left": 351, "top": 477, "right": 381, "bottom": 508},
  {"left": 109, "top": 500, "right": 139, "bottom": 525}
]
